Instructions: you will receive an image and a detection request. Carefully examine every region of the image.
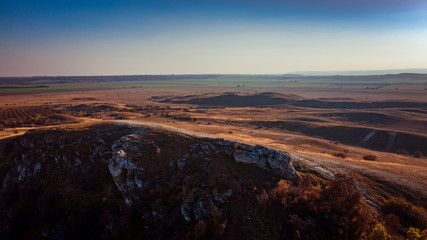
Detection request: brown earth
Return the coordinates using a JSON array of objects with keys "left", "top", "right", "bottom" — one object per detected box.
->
[{"left": 1, "top": 85, "right": 426, "bottom": 238}]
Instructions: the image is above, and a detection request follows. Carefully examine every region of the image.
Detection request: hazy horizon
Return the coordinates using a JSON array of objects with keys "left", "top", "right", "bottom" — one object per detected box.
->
[
  {"left": 3, "top": 68, "right": 427, "bottom": 78},
  {"left": 1, "top": 0, "right": 426, "bottom": 77}
]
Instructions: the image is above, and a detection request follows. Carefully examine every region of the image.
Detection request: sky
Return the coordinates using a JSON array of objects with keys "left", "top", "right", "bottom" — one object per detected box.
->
[{"left": 0, "top": 0, "right": 426, "bottom": 76}]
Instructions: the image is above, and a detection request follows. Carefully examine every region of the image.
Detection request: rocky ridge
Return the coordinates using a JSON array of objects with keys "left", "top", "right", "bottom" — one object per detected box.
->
[{"left": 0, "top": 123, "right": 297, "bottom": 239}]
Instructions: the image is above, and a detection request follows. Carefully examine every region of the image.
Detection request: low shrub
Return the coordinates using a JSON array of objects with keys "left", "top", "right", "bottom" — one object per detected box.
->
[
  {"left": 384, "top": 214, "right": 400, "bottom": 233},
  {"left": 396, "top": 148, "right": 409, "bottom": 155},
  {"left": 383, "top": 198, "right": 427, "bottom": 229},
  {"left": 406, "top": 227, "right": 427, "bottom": 240},
  {"left": 363, "top": 154, "right": 377, "bottom": 161},
  {"left": 333, "top": 152, "right": 347, "bottom": 159},
  {"left": 414, "top": 151, "right": 423, "bottom": 158},
  {"left": 257, "top": 174, "right": 375, "bottom": 239},
  {"left": 368, "top": 223, "right": 390, "bottom": 240}
]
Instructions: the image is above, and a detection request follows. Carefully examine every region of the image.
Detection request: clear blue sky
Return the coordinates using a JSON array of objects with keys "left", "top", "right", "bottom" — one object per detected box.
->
[{"left": 1, "top": 0, "right": 426, "bottom": 76}]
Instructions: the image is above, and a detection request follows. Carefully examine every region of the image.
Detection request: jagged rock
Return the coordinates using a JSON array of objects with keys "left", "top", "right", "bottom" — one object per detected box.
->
[
  {"left": 177, "top": 154, "right": 189, "bottom": 170},
  {"left": 17, "top": 165, "right": 26, "bottom": 181},
  {"left": 210, "top": 138, "right": 233, "bottom": 147},
  {"left": 213, "top": 189, "right": 233, "bottom": 204},
  {"left": 181, "top": 189, "right": 216, "bottom": 222},
  {"left": 33, "top": 162, "right": 42, "bottom": 175},
  {"left": 193, "top": 198, "right": 215, "bottom": 221},
  {"left": 0, "top": 123, "right": 301, "bottom": 239},
  {"left": 168, "top": 160, "right": 175, "bottom": 168},
  {"left": 96, "top": 137, "right": 106, "bottom": 144},
  {"left": 233, "top": 150, "right": 263, "bottom": 166},
  {"left": 181, "top": 204, "right": 192, "bottom": 222},
  {"left": 233, "top": 144, "right": 297, "bottom": 180}
]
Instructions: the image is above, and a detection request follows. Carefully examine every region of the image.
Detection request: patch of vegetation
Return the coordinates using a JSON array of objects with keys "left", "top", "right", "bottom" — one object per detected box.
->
[
  {"left": 257, "top": 174, "right": 375, "bottom": 239},
  {"left": 333, "top": 151, "right": 347, "bottom": 159},
  {"left": 384, "top": 214, "right": 400, "bottom": 234},
  {"left": 414, "top": 151, "right": 423, "bottom": 158},
  {"left": 396, "top": 148, "right": 409, "bottom": 155},
  {"left": 406, "top": 227, "right": 427, "bottom": 240},
  {"left": 363, "top": 154, "right": 377, "bottom": 161},
  {"left": 382, "top": 197, "right": 427, "bottom": 230},
  {"left": 368, "top": 223, "right": 390, "bottom": 240}
]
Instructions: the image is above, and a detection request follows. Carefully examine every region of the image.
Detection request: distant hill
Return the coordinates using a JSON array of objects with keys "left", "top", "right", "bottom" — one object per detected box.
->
[{"left": 289, "top": 68, "right": 427, "bottom": 76}]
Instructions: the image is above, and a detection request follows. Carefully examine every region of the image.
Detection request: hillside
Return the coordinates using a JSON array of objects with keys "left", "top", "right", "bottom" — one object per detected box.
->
[{"left": 0, "top": 122, "right": 395, "bottom": 239}]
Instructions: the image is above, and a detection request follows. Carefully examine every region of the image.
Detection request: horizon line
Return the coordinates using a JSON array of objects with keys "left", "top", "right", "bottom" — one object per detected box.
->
[{"left": 1, "top": 68, "right": 427, "bottom": 78}]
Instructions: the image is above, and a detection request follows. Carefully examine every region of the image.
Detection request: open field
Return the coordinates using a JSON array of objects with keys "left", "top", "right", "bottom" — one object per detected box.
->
[
  {"left": 1, "top": 74, "right": 426, "bottom": 239},
  {"left": 1, "top": 74, "right": 427, "bottom": 97}
]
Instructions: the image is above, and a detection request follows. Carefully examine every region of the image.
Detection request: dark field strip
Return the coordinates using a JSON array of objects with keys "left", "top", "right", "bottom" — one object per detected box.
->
[
  {"left": 25, "top": 107, "right": 37, "bottom": 117},
  {"left": 2, "top": 109, "right": 8, "bottom": 120},
  {"left": 37, "top": 107, "right": 54, "bottom": 116},
  {"left": 293, "top": 100, "right": 427, "bottom": 109},
  {"left": 0, "top": 106, "right": 54, "bottom": 122},
  {"left": 14, "top": 108, "right": 26, "bottom": 120},
  {"left": 5, "top": 109, "right": 12, "bottom": 120},
  {"left": 20, "top": 107, "right": 34, "bottom": 119}
]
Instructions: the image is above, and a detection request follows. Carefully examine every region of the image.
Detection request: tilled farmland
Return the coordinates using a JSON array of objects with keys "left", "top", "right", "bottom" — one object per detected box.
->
[{"left": 0, "top": 106, "right": 55, "bottom": 126}]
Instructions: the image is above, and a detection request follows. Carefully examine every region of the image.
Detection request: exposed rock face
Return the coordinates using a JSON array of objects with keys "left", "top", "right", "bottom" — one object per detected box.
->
[
  {"left": 181, "top": 189, "right": 216, "bottom": 222},
  {"left": 233, "top": 143, "right": 297, "bottom": 181},
  {"left": 108, "top": 131, "right": 145, "bottom": 206},
  {"left": 169, "top": 139, "right": 297, "bottom": 180},
  {"left": 105, "top": 130, "right": 297, "bottom": 223},
  {"left": 0, "top": 123, "right": 297, "bottom": 239}
]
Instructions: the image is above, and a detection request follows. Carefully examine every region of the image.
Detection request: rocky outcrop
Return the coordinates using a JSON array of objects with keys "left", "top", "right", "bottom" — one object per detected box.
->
[
  {"left": 181, "top": 189, "right": 216, "bottom": 222},
  {"left": 105, "top": 130, "right": 298, "bottom": 221},
  {"left": 108, "top": 131, "right": 146, "bottom": 206},
  {"left": 233, "top": 143, "right": 297, "bottom": 181},
  {"left": 0, "top": 123, "right": 299, "bottom": 239}
]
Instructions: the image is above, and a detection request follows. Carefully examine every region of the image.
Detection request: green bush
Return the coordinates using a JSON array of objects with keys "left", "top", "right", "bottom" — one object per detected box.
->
[
  {"left": 408, "top": 228, "right": 427, "bottom": 240},
  {"left": 368, "top": 223, "right": 390, "bottom": 240}
]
